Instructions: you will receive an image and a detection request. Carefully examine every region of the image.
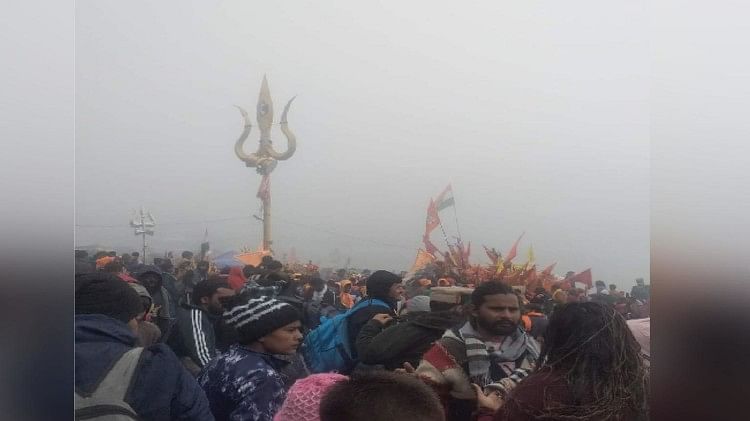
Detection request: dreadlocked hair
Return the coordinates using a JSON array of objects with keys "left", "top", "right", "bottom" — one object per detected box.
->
[{"left": 514, "top": 302, "right": 648, "bottom": 420}]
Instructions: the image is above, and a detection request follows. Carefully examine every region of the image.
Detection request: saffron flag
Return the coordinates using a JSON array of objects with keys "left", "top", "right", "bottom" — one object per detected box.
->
[
  {"left": 570, "top": 268, "right": 593, "bottom": 289},
  {"left": 504, "top": 232, "right": 525, "bottom": 264},
  {"left": 410, "top": 249, "right": 436, "bottom": 273},
  {"left": 541, "top": 262, "right": 557, "bottom": 276},
  {"left": 423, "top": 234, "right": 440, "bottom": 255},
  {"left": 435, "top": 184, "right": 455, "bottom": 211}
]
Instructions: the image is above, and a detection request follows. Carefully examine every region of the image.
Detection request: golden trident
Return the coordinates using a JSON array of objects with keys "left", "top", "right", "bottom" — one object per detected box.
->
[{"left": 234, "top": 75, "right": 296, "bottom": 251}]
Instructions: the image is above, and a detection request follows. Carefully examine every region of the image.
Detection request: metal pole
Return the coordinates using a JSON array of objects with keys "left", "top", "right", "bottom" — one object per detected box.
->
[{"left": 263, "top": 188, "right": 271, "bottom": 251}]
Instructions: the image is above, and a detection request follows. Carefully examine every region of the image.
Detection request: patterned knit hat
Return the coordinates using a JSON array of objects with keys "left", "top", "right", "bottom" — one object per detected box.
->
[
  {"left": 223, "top": 296, "right": 301, "bottom": 344},
  {"left": 273, "top": 373, "right": 348, "bottom": 421}
]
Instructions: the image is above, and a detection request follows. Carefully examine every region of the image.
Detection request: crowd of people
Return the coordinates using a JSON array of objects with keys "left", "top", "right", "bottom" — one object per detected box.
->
[{"left": 74, "top": 249, "right": 650, "bottom": 421}]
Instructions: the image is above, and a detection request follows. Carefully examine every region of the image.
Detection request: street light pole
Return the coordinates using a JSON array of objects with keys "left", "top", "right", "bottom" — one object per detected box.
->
[{"left": 130, "top": 207, "right": 156, "bottom": 264}]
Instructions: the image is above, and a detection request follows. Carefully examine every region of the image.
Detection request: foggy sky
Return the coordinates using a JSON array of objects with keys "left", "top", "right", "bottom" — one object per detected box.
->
[{"left": 75, "top": 1, "right": 649, "bottom": 288}]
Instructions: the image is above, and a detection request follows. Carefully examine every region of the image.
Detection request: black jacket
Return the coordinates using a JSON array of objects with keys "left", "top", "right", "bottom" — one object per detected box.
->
[
  {"left": 75, "top": 314, "right": 213, "bottom": 420},
  {"left": 356, "top": 311, "right": 462, "bottom": 370},
  {"left": 168, "top": 303, "right": 219, "bottom": 371},
  {"left": 346, "top": 297, "right": 398, "bottom": 360}
]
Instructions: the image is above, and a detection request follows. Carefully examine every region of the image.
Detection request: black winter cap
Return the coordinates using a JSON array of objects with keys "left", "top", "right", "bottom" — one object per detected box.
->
[
  {"left": 366, "top": 270, "right": 402, "bottom": 300},
  {"left": 75, "top": 272, "right": 143, "bottom": 324}
]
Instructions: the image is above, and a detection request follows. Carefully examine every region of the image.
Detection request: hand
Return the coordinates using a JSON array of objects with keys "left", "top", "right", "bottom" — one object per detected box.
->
[
  {"left": 371, "top": 313, "right": 393, "bottom": 325},
  {"left": 472, "top": 384, "right": 505, "bottom": 412}
]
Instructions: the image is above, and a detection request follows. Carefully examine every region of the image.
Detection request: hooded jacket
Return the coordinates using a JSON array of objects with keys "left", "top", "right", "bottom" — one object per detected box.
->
[
  {"left": 356, "top": 310, "right": 463, "bottom": 370},
  {"left": 345, "top": 271, "right": 401, "bottom": 359},
  {"left": 75, "top": 314, "right": 213, "bottom": 421}
]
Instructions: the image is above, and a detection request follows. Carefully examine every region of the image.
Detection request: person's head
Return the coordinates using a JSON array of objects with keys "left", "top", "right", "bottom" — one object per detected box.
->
[
  {"left": 405, "top": 295, "right": 431, "bottom": 313},
  {"left": 319, "top": 371, "right": 445, "bottom": 421},
  {"left": 366, "top": 270, "right": 404, "bottom": 302},
  {"left": 181, "top": 250, "right": 193, "bottom": 260},
  {"left": 609, "top": 284, "right": 617, "bottom": 292},
  {"left": 107, "top": 251, "right": 117, "bottom": 257},
  {"left": 311, "top": 277, "right": 326, "bottom": 292},
  {"left": 260, "top": 255, "right": 274, "bottom": 268},
  {"left": 192, "top": 277, "right": 235, "bottom": 315},
  {"left": 635, "top": 277, "right": 644, "bottom": 286},
  {"left": 550, "top": 282, "right": 562, "bottom": 293},
  {"left": 242, "top": 264, "right": 257, "bottom": 279},
  {"left": 159, "top": 259, "right": 174, "bottom": 274},
  {"left": 222, "top": 294, "right": 302, "bottom": 354},
  {"left": 274, "top": 373, "right": 348, "bottom": 421},
  {"left": 131, "top": 251, "right": 139, "bottom": 258},
  {"left": 153, "top": 257, "right": 163, "bottom": 267},
  {"left": 470, "top": 281, "right": 522, "bottom": 336},
  {"left": 75, "top": 272, "right": 143, "bottom": 333},
  {"left": 128, "top": 282, "right": 153, "bottom": 321},
  {"left": 121, "top": 253, "right": 132, "bottom": 265},
  {"left": 340, "top": 279, "right": 352, "bottom": 293},
  {"left": 135, "top": 266, "right": 163, "bottom": 294},
  {"left": 595, "top": 280, "right": 606, "bottom": 293},
  {"left": 268, "top": 260, "right": 283, "bottom": 271},
  {"left": 536, "top": 302, "right": 647, "bottom": 419},
  {"left": 196, "top": 260, "right": 210, "bottom": 274},
  {"left": 103, "top": 261, "right": 124, "bottom": 274}
]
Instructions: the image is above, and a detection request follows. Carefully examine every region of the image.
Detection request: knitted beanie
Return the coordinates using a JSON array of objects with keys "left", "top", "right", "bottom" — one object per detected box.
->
[
  {"left": 75, "top": 272, "right": 143, "bottom": 324},
  {"left": 273, "top": 373, "right": 348, "bottom": 421},
  {"left": 223, "top": 296, "right": 301, "bottom": 344},
  {"left": 366, "top": 270, "right": 402, "bottom": 300}
]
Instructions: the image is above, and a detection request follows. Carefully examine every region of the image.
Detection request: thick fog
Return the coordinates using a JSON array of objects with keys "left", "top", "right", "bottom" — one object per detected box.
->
[{"left": 74, "top": 1, "right": 648, "bottom": 288}]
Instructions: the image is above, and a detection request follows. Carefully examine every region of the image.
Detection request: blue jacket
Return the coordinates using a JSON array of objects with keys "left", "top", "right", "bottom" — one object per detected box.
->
[
  {"left": 198, "top": 344, "right": 289, "bottom": 421},
  {"left": 75, "top": 314, "right": 214, "bottom": 421}
]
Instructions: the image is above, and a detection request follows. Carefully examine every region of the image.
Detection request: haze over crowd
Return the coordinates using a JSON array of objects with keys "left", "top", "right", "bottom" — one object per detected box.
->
[{"left": 75, "top": 1, "right": 648, "bottom": 288}]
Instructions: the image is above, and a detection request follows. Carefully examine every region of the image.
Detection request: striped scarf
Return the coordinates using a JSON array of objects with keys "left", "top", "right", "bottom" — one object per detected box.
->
[{"left": 457, "top": 321, "right": 540, "bottom": 387}]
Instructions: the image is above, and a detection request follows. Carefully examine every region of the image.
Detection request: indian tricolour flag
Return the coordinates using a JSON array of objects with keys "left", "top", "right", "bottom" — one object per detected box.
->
[{"left": 435, "top": 184, "right": 455, "bottom": 211}]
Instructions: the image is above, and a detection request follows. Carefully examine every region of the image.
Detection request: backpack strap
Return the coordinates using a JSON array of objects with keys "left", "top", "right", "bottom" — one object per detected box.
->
[{"left": 90, "top": 347, "right": 144, "bottom": 402}]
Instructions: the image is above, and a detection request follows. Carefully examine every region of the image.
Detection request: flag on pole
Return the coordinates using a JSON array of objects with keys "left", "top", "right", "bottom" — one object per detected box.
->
[
  {"left": 425, "top": 198, "right": 441, "bottom": 234},
  {"left": 434, "top": 184, "right": 455, "bottom": 211},
  {"left": 524, "top": 244, "right": 535, "bottom": 270},
  {"left": 504, "top": 232, "right": 525, "bottom": 264},
  {"left": 423, "top": 234, "right": 440, "bottom": 255},
  {"left": 410, "top": 249, "right": 436, "bottom": 273},
  {"left": 541, "top": 262, "right": 557, "bottom": 276},
  {"left": 570, "top": 268, "right": 593, "bottom": 289}
]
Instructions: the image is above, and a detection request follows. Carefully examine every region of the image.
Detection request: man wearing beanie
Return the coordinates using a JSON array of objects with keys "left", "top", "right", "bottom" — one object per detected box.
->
[
  {"left": 75, "top": 272, "right": 213, "bottom": 420},
  {"left": 344, "top": 270, "right": 404, "bottom": 368},
  {"left": 198, "top": 294, "right": 303, "bottom": 421}
]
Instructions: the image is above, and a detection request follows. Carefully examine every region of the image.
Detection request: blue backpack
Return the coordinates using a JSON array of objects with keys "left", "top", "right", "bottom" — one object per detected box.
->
[{"left": 302, "top": 298, "right": 390, "bottom": 373}]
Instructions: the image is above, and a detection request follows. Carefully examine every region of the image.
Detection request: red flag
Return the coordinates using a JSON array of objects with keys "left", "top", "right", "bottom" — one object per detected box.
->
[
  {"left": 504, "top": 232, "right": 525, "bottom": 264},
  {"left": 570, "top": 268, "right": 593, "bottom": 289},
  {"left": 541, "top": 262, "right": 557, "bottom": 276},
  {"left": 257, "top": 174, "right": 270, "bottom": 202},
  {"left": 425, "top": 199, "right": 440, "bottom": 234}
]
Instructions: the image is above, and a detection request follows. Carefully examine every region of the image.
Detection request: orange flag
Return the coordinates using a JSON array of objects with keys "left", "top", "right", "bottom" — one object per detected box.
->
[
  {"left": 541, "top": 262, "right": 557, "bottom": 276},
  {"left": 570, "top": 268, "right": 593, "bottom": 289},
  {"left": 504, "top": 232, "right": 525, "bottom": 264},
  {"left": 410, "top": 249, "right": 436, "bottom": 273}
]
